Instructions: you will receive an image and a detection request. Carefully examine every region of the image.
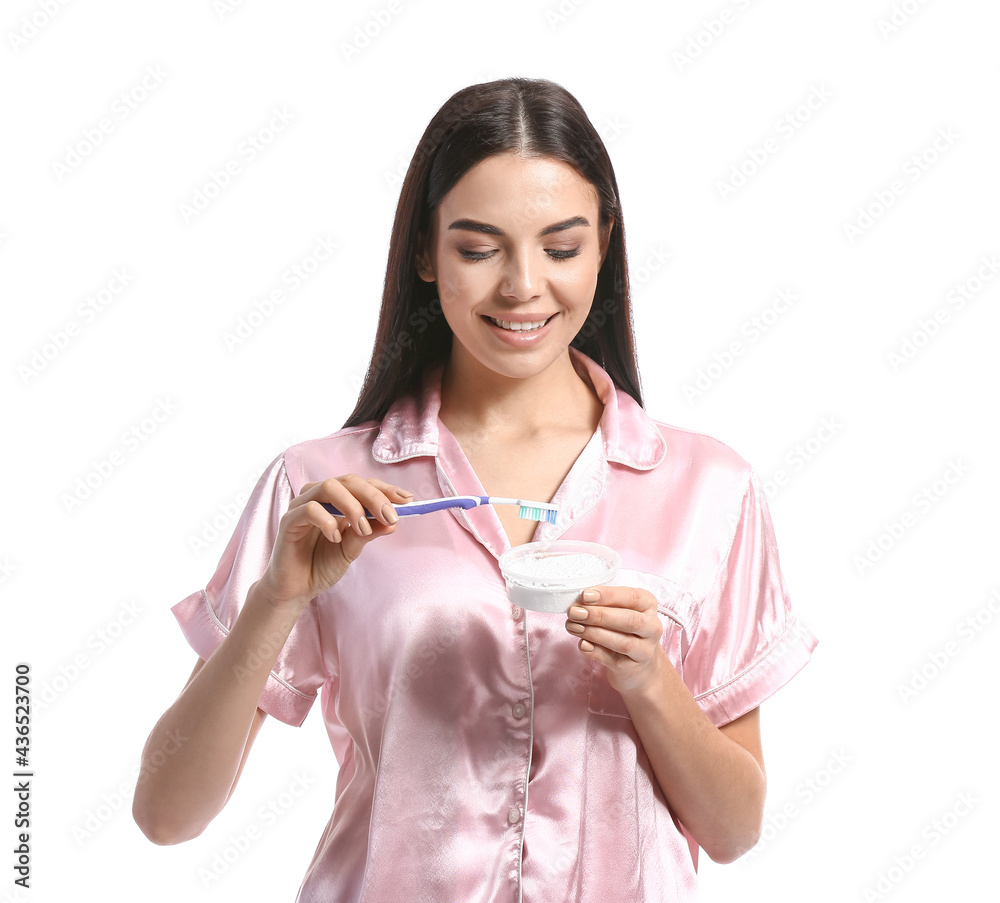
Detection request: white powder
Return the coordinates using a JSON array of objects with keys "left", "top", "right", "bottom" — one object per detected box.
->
[{"left": 513, "top": 552, "right": 608, "bottom": 584}]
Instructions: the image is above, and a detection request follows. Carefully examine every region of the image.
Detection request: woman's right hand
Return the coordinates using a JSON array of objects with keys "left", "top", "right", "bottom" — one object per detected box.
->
[{"left": 254, "top": 475, "right": 412, "bottom": 610}]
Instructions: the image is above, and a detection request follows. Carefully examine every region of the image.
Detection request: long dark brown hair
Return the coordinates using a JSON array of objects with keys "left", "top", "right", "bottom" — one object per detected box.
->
[{"left": 342, "top": 76, "right": 643, "bottom": 429}]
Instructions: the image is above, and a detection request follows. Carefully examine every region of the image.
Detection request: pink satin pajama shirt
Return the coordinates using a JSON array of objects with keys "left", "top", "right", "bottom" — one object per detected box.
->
[{"left": 172, "top": 347, "right": 817, "bottom": 902}]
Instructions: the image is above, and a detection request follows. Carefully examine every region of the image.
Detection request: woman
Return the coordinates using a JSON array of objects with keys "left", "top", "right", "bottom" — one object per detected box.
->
[{"left": 133, "top": 77, "right": 817, "bottom": 901}]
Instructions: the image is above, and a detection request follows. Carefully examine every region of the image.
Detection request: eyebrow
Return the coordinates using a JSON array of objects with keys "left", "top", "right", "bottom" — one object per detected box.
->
[{"left": 446, "top": 215, "right": 591, "bottom": 238}]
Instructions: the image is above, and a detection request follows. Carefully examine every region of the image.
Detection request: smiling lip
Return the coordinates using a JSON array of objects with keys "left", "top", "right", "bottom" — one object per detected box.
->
[
  {"left": 482, "top": 312, "right": 558, "bottom": 344},
  {"left": 481, "top": 313, "right": 556, "bottom": 323}
]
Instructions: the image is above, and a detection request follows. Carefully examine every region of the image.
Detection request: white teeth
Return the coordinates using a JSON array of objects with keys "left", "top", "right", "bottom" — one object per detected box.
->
[{"left": 489, "top": 316, "right": 550, "bottom": 332}]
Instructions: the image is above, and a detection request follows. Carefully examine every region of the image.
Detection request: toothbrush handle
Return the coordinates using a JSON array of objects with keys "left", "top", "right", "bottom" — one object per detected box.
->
[{"left": 319, "top": 496, "right": 486, "bottom": 519}]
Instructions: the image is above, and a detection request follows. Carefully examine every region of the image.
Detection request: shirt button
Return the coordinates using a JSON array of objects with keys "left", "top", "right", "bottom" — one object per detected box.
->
[
  {"left": 512, "top": 702, "right": 527, "bottom": 719},
  {"left": 508, "top": 807, "right": 521, "bottom": 825},
  {"left": 511, "top": 605, "right": 522, "bottom": 620}
]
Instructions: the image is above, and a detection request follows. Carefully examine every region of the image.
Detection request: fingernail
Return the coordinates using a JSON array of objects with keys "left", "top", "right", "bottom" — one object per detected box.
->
[
  {"left": 580, "top": 640, "right": 595, "bottom": 652},
  {"left": 398, "top": 489, "right": 413, "bottom": 498},
  {"left": 569, "top": 606, "right": 588, "bottom": 620},
  {"left": 582, "top": 590, "right": 600, "bottom": 603},
  {"left": 566, "top": 621, "right": 585, "bottom": 634},
  {"left": 382, "top": 503, "right": 398, "bottom": 524}
]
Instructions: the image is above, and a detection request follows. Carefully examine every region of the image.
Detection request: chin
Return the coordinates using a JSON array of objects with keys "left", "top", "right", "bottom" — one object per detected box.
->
[{"left": 485, "top": 346, "right": 569, "bottom": 378}]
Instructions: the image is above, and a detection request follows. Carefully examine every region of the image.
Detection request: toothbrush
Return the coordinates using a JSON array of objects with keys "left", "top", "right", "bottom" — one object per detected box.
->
[{"left": 320, "top": 495, "right": 558, "bottom": 524}]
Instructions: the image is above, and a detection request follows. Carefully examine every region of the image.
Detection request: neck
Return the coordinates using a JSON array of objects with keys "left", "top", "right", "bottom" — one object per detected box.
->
[{"left": 439, "top": 348, "right": 602, "bottom": 440}]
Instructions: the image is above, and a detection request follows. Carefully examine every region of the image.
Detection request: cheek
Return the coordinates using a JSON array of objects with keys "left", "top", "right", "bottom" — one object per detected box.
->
[
  {"left": 435, "top": 261, "right": 482, "bottom": 303},
  {"left": 550, "top": 264, "right": 600, "bottom": 308}
]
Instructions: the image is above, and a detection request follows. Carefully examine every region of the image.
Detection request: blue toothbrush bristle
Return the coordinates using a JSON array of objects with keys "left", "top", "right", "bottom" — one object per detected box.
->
[{"left": 519, "top": 505, "right": 558, "bottom": 523}]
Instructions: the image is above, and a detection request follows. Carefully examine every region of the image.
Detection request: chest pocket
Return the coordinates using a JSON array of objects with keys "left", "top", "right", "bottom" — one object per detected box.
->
[{"left": 587, "top": 568, "right": 692, "bottom": 720}]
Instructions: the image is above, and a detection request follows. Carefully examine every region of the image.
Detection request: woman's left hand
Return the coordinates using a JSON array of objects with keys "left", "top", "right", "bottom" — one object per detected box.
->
[{"left": 565, "top": 586, "right": 665, "bottom": 694}]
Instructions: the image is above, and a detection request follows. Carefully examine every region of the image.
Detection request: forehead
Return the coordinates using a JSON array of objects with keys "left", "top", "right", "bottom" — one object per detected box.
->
[{"left": 437, "top": 153, "right": 598, "bottom": 227}]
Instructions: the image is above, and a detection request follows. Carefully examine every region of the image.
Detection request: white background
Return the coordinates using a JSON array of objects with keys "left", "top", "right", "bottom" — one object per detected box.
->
[{"left": 3, "top": 1, "right": 998, "bottom": 900}]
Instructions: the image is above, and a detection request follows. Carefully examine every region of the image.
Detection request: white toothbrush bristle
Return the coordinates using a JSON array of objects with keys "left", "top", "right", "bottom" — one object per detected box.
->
[{"left": 518, "top": 505, "right": 559, "bottom": 523}]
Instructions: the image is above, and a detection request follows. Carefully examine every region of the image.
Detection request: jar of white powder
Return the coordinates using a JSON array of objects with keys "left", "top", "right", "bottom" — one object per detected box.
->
[{"left": 498, "top": 540, "right": 620, "bottom": 613}]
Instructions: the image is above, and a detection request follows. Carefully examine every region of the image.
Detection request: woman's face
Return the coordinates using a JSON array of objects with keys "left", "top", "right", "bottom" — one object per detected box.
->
[{"left": 416, "top": 152, "right": 613, "bottom": 382}]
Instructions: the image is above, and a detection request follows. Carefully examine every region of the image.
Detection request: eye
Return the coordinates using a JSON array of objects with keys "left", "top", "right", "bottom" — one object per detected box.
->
[{"left": 457, "top": 247, "right": 582, "bottom": 262}]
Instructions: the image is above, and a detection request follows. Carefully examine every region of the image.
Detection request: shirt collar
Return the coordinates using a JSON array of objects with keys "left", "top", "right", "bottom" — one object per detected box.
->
[{"left": 371, "top": 346, "right": 666, "bottom": 469}]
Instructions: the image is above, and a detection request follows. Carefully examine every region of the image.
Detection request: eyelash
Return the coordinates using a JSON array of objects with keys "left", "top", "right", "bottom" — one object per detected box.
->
[{"left": 458, "top": 248, "right": 581, "bottom": 262}]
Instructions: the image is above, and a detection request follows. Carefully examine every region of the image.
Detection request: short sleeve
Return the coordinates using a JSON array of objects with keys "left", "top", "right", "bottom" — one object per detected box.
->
[
  {"left": 682, "top": 468, "right": 817, "bottom": 726},
  {"left": 170, "top": 452, "right": 326, "bottom": 727}
]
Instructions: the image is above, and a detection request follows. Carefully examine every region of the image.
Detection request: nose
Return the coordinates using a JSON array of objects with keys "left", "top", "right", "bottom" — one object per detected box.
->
[{"left": 499, "top": 250, "right": 542, "bottom": 302}]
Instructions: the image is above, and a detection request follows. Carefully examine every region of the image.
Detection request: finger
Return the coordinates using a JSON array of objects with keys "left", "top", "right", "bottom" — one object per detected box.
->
[
  {"left": 580, "top": 585, "right": 657, "bottom": 612},
  {"left": 289, "top": 477, "right": 413, "bottom": 507},
  {"left": 362, "top": 478, "right": 416, "bottom": 522},
  {"left": 300, "top": 477, "right": 412, "bottom": 500},
  {"left": 567, "top": 601, "right": 658, "bottom": 638},
  {"left": 277, "top": 496, "right": 343, "bottom": 545},
  {"left": 577, "top": 638, "right": 619, "bottom": 669},
  {"left": 564, "top": 622, "right": 650, "bottom": 661},
  {"left": 283, "top": 494, "right": 399, "bottom": 551},
  {"left": 295, "top": 477, "right": 413, "bottom": 530},
  {"left": 364, "top": 478, "right": 414, "bottom": 501},
  {"left": 339, "top": 474, "right": 413, "bottom": 528},
  {"left": 286, "top": 477, "right": 369, "bottom": 537}
]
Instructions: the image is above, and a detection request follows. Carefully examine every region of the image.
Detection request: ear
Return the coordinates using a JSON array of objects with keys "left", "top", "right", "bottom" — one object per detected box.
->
[
  {"left": 415, "top": 232, "right": 435, "bottom": 282},
  {"left": 598, "top": 215, "right": 615, "bottom": 268}
]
